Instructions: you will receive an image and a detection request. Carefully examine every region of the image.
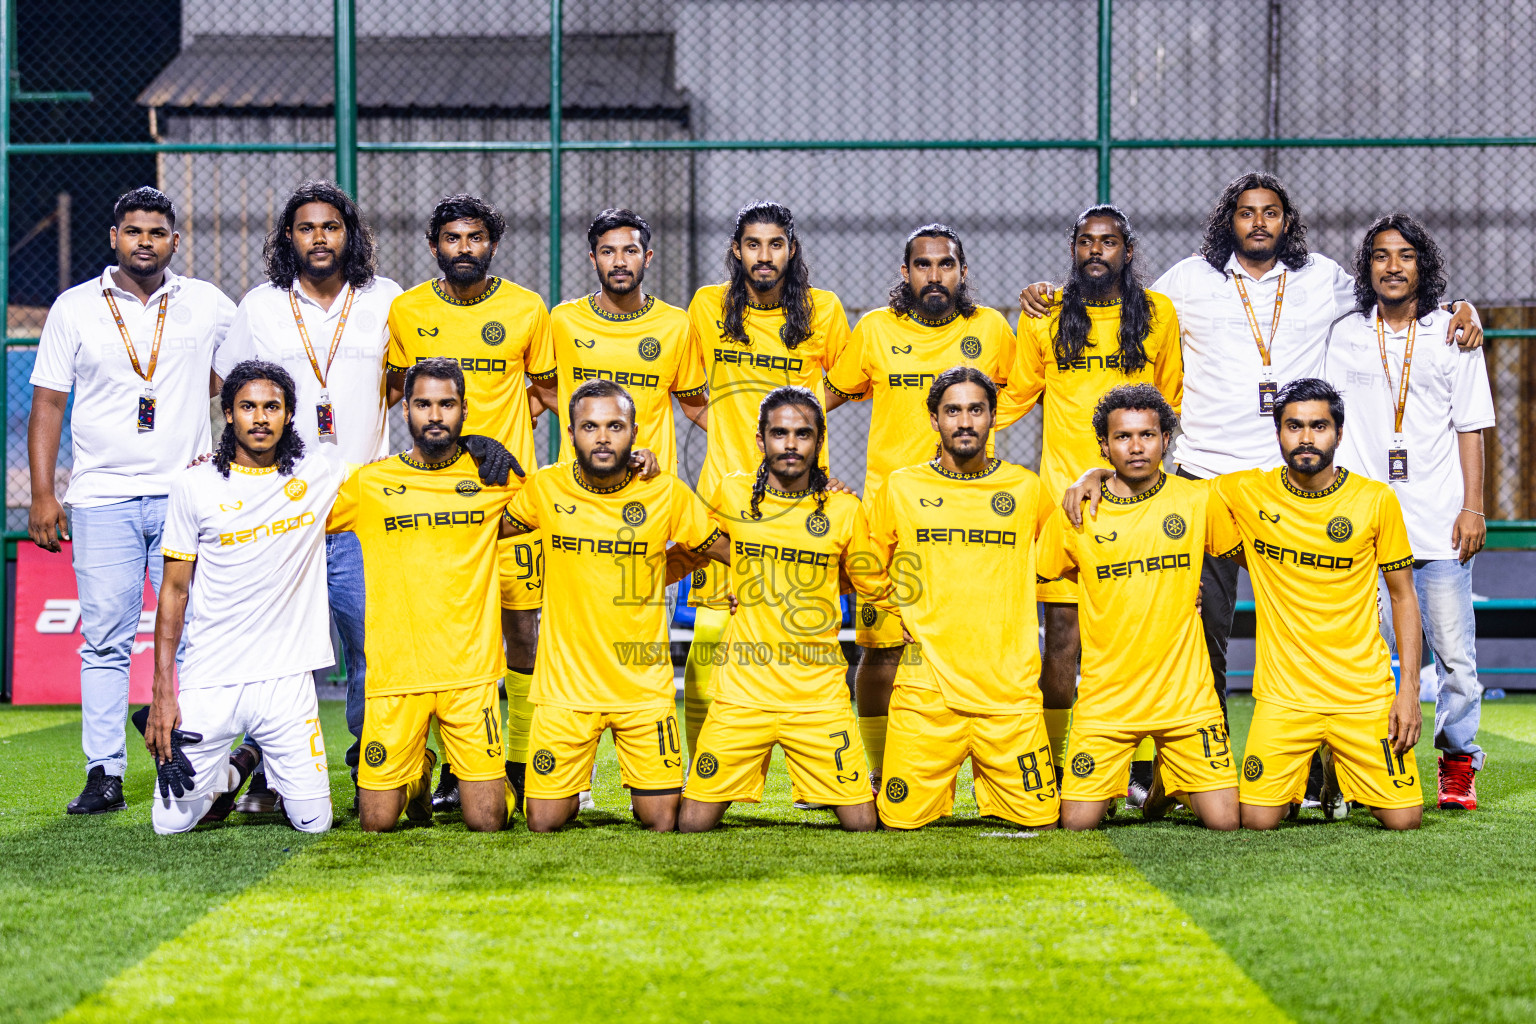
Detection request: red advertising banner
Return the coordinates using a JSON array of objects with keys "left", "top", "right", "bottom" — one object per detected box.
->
[{"left": 12, "top": 542, "right": 157, "bottom": 705}]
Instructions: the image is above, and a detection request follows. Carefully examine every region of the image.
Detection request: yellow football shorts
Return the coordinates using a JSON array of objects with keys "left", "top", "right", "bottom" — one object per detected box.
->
[
  {"left": 1240, "top": 699, "right": 1422, "bottom": 810},
  {"left": 525, "top": 703, "right": 684, "bottom": 799},
  {"left": 877, "top": 685, "right": 1059, "bottom": 829},
  {"left": 1062, "top": 716, "right": 1236, "bottom": 802},
  {"left": 854, "top": 599, "right": 905, "bottom": 648},
  {"left": 686, "top": 701, "right": 872, "bottom": 806},
  {"left": 358, "top": 680, "right": 503, "bottom": 791},
  {"left": 498, "top": 532, "right": 544, "bottom": 611},
  {"left": 1036, "top": 574, "right": 1078, "bottom": 604}
]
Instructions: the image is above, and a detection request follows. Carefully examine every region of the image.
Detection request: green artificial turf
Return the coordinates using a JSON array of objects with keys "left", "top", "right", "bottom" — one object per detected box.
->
[{"left": 4, "top": 696, "right": 1534, "bottom": 1023}]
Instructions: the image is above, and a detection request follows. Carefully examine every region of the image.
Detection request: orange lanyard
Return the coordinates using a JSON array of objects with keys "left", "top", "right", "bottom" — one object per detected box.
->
[
  {"left": 289, "top": 286, "right": 354, "bottom": 389},
  {"left": 1374, "top": 311, "right": 1416, "bottom": 435},
  {"left": 103, "top": 290, "right": 167, "bottom": 384},
  {"left": 1233, "top": 271, "right": 1286, "bottom": 366}
]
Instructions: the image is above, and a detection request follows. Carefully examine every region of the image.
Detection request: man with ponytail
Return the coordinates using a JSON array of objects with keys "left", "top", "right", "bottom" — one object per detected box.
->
[{"left": 678, "top": 387, "right": 893, "bottom": 833}]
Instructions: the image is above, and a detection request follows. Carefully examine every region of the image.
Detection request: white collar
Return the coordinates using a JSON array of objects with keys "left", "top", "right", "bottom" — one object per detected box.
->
[
  {"left": 1224, "top": 252, "right": 1290, "bottom": 284},
  {"left": 99, "top": 265, "right": 180, "bottom": 304},
  {"left": 289, "top": 277, "right": 355, "bottom": 314}
]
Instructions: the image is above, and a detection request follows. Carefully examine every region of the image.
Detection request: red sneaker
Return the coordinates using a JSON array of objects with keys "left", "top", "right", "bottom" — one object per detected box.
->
[{"left": 1437, "top": 754, "right": 1478, "bottom": 810}]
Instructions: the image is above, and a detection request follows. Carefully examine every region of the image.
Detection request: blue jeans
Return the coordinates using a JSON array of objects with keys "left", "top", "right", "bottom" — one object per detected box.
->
[
  {"left": 326, "top": 532, "right": 367, "bottom": 769},
  {"left": 70, "top": 497, "right": 168, "bottom": 775},
  {"left": 1379, "top": 558, "right": 1484, "bottom": 768}
]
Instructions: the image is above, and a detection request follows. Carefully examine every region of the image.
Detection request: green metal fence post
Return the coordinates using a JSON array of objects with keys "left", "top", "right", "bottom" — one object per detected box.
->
[
  {"left": 0, "top": 0, "right": 10, "bottom": 697},
  {"left": 333, "top": 0, "right": 357, "bottom": 196},
  {"left": 547, "top": 0, "right": 563, "bottom": 455},
  {"left": 1096, "top": 0, "right": 1113, "bottom": 202}
]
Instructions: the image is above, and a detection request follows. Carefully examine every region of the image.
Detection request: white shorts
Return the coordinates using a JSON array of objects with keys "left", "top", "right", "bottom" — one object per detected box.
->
[{"left": 176, "top": 672, "right": 330, "bottom": 802}]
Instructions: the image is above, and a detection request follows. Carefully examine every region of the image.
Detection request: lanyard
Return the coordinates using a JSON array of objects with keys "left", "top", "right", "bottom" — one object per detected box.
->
[
  {"left": 1374, "top": 311, "right": 1416, "bottom": 435},
  {"left": 290, "top": 285, "right": 354, "bottom": 389},
  {"left": 103, "top": 290, "right": 168, "bottom": 384},
  {"left": 1232, "top": 270, "right": 1286, "bottom": 366}
]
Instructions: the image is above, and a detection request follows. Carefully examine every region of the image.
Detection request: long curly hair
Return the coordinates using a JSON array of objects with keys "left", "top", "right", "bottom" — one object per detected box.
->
[
  {"left": 1054, "top": 204, "right": 1155, "bottom": 374},
  {"left": 889, "top": 223, "right": 977, "bottom": 318},
  {"left": 264, "top": 180, "right": 377, "bottom": 289},
  {"left": 215, "top": 360, "right": 304, "bottom": 478},
  {"left": 749, "top": 385, "right": 828, "bottom": 522},
  {"left": 1199, "top": 171, "right": 1310, "bottom": 274},
  {"left": 723, "top": 201, "right": 815, "bottom": 349},
  {"left": 1352, "top": 213, "right": 1446, "bottom": 319}
]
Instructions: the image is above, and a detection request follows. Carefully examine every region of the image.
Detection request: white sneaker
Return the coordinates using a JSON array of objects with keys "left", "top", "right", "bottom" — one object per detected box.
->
[
  {"left": 792, "top": 800, "right": 831, "bottom": 811},
  {"left": 577, "top": 790, "right": 595, "bottom": 811}
]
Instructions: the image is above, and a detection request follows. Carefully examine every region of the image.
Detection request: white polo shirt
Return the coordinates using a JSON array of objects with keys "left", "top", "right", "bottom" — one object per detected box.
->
[
  {"left": 1153, "top": 252, "right": 1354, "bottom": 478},
  {"left": 215, "top": 276, "right": 402, "bottom": 464},
  {"left": 1327, "top": 307, "right": 1495, "bottom": 561},
  {"left": 30, "top": 267, "right": 235, "bottom": 508}
]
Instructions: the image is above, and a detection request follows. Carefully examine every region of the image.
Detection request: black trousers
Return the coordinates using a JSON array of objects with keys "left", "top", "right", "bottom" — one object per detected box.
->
[{"left": 1178, "top": 467, "right": 1239, "bottom": 721}]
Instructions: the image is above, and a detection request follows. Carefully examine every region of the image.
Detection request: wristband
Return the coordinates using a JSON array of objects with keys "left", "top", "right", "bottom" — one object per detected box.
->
[{"left": 1461, "top": 508, "right": 1485, "bottom": 518}]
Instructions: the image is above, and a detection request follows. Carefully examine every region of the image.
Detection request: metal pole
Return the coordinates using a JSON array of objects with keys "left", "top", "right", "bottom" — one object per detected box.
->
[
  {"left": 547, "top": 0, "right": 563, "bottom": 457},
  {"left": 1, "top": 0, "right": 11, "bottom": 696},
  {"left": 1264, "top": 0, "right": 1283, "bottom": 173},
  {"left": 333, "top": 0, "right": 357, "bottom": 196},
  {"left": 1096, "top": 0, "right": 1112, "bottom": 201}
]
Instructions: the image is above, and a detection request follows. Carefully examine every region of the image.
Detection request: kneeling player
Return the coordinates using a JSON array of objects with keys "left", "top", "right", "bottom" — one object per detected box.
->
[
  {"left": 869, "top": 368, "right": 1058, "bottom": 831},
  {"left": 143, "top": 361, "right": 345, "bottom": 835},
  {"left": 1037, "top": 385, "right": 1239, "bottom": 830},
  {"left": 677, "top": 387, "right": 893, "bottom": 832}
]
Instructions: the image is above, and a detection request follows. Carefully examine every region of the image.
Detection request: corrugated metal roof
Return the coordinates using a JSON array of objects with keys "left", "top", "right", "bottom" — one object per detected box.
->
[{"left": 137, "top": 33, "right": 688, "bottom": 119}]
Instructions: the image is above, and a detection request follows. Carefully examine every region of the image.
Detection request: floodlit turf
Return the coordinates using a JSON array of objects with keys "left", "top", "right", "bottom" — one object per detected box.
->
[{"left": 4, "top": 696, "right": 1535, "bottom": 1023}]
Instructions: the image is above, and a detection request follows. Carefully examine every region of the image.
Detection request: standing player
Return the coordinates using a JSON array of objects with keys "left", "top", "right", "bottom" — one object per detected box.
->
[
  {"left": 28, "top": 186, "right": 235, "bottom": 815},
  {"left": 996, "top": 205, "right": 1182, "bottom": 787},
  {"left": 1214, "top": 379, "right": 1423, "bottom": 830},
  {"left": 214, "top": 180, "right": 401, "bottom": 806},
  {"left": 683, "top": 201, "right": 852, "bottom": 760},
  {"left": 143, "top": 361, "right": 343, "bottom": 834},
  {"left": 1037, "top": 385, "right": 1239, "bottom": 831},
  {"left": 870, "top": 367, "right": 1057, "bottom": 832},
  {"left": 678, "top": 387, "right": 892, "bottom": 833},
  {"left": 1326, "top": 214, "right": 1495, "bottom": 810},
  {"left": 502, "top": 380, "right": 729, "bottom": 833},
  {"left": 330, "top": 359, "right": 522, "bottom": 833},
  {"left": 826, "top": 225, "right": 1016, "bottom": 793},
  {"left": 386, "top": 194, "right": 553, "bottom": 811}
]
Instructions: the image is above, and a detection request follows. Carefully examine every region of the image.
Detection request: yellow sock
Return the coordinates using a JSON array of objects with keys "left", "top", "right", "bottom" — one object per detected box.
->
[
  {"left": 404, "top": 767, "right": 429, "bottom": 807},
  {"left": 429, "top": 718, "right": 444, "bottom": 769},
  {"left": 504, "top": 778, "right": 519, "bottom": 823},
  {"left": 504, "top": 669, "right": 534, "bottom": 764},
  {"left": 1044, "top": 708, "right": 1072, "bottom": 771},
  {"left": 859, "top": 715, "right": 888, "bottom": 777},
  {"left": 685, "top": 606, "right": 728, "bottom": 757},
  {"left": 1132, "top": 736, "right": 1157, "bottom": 761}
]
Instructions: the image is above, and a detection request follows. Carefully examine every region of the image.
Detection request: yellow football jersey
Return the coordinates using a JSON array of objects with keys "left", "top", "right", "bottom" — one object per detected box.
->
[
  {"left": 550, "top": 293, "right": 703, "bottom": 472},
  {"left": 704, "top": 471, "right": 893, "bottom": 711},
  {"left": 386, "top": 277, "right": 554, "bottom": 470},
  {"left": 997, "top": 293, "right": 1183, "bottom": 498},
  {"left": 327, "top": 449, "right": 516, "bottom": 697},
  {"left": 1213, "top": 468, "right": 1414, "bottom": 713},
  {"left": 866, "top": 458, "right": 1044, "bottom": 714},
  {"left": 688, "top": 283, "right": 851, "bottom": 499},
  {"left": 825, "top": 306, "right": 1015, "bottom": 494},
  {"left": 506, "top": 462, "right": 719, "bottom": 710},
  {"left": 1036, "top": 473, "right": 1239, "bottom": 728}
]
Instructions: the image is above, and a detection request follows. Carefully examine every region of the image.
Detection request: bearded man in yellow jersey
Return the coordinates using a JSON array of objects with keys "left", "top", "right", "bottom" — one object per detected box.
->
[
  {"left": 868, "top": 367, "right": 1056, "bottom": 830},
  {"left": 1037, "top": 385, "right": 1239, "bottom": 831},
  {"left": 503, "top": 379, "right": 730, "bottom": 833},
  {"left": 329, "top": 359, "right": 526, "bottom": 833},
  {"left": 826, "top": 225, "right": 1016, "bottom": 793},
  {"left": 997, "top": 205, "right": 1183, "bottom": 796},
  {"left": 676, "top": 386, "right": 893, "bottom": 833},
  {"left": 682, "top": 201, "right": 853, "bottom": 765}
]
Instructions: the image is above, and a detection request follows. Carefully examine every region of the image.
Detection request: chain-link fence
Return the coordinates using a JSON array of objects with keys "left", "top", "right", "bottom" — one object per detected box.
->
[{"left": 6, "top": 0, "right": 1536, "bottom": 529}]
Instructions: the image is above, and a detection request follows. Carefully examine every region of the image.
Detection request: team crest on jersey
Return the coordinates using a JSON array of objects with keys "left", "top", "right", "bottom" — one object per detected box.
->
[
  {"left": 1327, "top": 516, "right": 1353, "bottom": 542},
  {"left": 991, "top": 492, "right": 1015, "bottom": 517},
  {"left": 532, "top": 749, "right": 557, "bottom": 775},
  {"left": 1163, "top": 513, "right": 1187, "bottom": 539},
  {"left": 284, "top": 479, "right": 307, "bottom": 501},
  {"left": 364, "top": 741, "right": 387, "bottom": 767},
  {"left": 482, "top": 321, "right": 505, "bottom": 346},
  {"left": 860, "top": 603, "right": 878, "bottom": 628},
  {"left": 456, "top": 480, "right": 482, "bottom": 497},
  {"left": 1070, "top": 752, "right": 1095, "bottom": 778},
  {"left": 885, "top": 777, "right": 909, "bottom": 803},
  {"left": 696, "top": 753, "right": 719, "bottom": 778},
  {"left": 638, "top": 337, "right": 661, "bottom": 362},
  {"left": 959, "top": 336, "right": 982, "bottom": 359},
  {"left": 1243, "top": 755, "right": 1264, "bottom": 781},
  {"left": 622, "top": 501, "right": 647, "bottom": 526},
  {"left": 691, "top": 568, "right": 706, "bottom": 588},
  {"left": 806, "top": 511, "right": 830, "bottom": 537}
]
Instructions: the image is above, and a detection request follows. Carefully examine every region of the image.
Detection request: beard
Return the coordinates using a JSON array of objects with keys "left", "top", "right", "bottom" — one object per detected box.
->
[
  {"left": 603, "top": 264, "right": 644, "bottom": 296},
  {"left": 1070, "top": 258, "right": 1120, "bottom": 300},
  {"left": 576, "top": 439, "right": 634, "bottom": 480},
  {"left": 917, "top": 284, "right": 954, "bottom": 317},
  {"left": 301, "top": 245, "right": 345, "bottom": 280},
  {"left": 410, "top": 418, "right": 461, "bottom": 462},
  {"left": 437, "top": 249, "right": 491, "bottom": 286},
  {"left": 747, "top": 262, "right": 783, "bottom": 293},
  {"left": 1282, "top": 442, "right": 1335, "bottom": 476},
  {"left": 1239, "top": 230, "right": 1283, "bottom": 263},
  {"left": 940, "top": 430, "right": 984, "bottom": 460}
]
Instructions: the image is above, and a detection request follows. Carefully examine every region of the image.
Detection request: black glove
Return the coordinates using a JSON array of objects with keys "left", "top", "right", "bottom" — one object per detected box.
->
[
  {"left": 131, "top": 706, "right": 204, "bottom": 799},
  {"left": 460, "top": 434, "right": 524, "bottom": 487}
]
